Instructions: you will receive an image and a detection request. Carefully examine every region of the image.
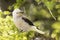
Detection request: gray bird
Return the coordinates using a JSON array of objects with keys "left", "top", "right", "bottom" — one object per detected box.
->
[{"left": 12, "top": 8, "right": 45, "bottom": 34}]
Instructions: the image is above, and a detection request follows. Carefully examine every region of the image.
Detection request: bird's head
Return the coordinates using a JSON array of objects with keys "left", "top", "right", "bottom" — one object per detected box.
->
[{"left": 12, "top": 8, "right": 24, "bottom": 17}]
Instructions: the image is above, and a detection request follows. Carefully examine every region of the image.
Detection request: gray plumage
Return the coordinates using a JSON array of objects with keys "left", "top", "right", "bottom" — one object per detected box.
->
[{"left": 12, "top": 8, "right": 45, "bottom": 34}]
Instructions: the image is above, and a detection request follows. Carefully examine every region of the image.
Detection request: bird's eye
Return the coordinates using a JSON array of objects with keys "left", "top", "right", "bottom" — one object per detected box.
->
[
  {"left": 16, "top": 12, "right": 24, "bottom": 14},
  {"left": 20, "top": 12, "right": 24, "bottom": 14},
  {"left": 17, "top": 12, "right": 19, "bottom": 14}
]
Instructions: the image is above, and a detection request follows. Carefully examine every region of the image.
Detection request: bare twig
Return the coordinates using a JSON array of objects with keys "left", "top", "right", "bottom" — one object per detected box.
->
[{"left": 47, "top": 7, "right": 56, "bottom": 20}]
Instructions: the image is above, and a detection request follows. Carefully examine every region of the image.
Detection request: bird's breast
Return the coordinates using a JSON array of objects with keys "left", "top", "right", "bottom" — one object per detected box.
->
[{"left": 13, "top": 17, "right": 31, "bottom": 32}]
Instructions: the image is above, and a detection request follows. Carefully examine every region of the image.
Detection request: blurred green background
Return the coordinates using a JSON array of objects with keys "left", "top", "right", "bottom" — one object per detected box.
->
[{"left": 0, "top": 0, "right": 60, "bottom": 40}]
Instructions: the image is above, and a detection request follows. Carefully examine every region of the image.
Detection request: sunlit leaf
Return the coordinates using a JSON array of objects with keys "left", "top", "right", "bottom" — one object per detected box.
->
[{"left": 52, "top": 22, "right": 60, "bottom": 30}]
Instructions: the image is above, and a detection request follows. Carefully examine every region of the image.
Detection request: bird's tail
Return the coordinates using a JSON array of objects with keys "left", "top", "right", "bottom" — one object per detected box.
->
[{"left": 31, "top": 26, "right": 45, "bottom": 34}]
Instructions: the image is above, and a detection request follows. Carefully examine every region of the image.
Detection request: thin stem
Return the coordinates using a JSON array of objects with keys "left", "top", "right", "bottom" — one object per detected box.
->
[{"left": 47, "top": 7, "right": 56, "bottom": 20}]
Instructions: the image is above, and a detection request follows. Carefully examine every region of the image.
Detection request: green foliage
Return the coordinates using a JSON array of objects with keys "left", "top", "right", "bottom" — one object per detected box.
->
[
  {"left": 4, "top": 11, "right": 10, "bottom": 15},
  {"left": 52, "top": 22, "right": 60, "bottom": 30},
  {"left": 43, "top": 0, "right": 56, "bottom": 10},
  {"left": 39, "top": 9, "right": 51, "bottom": 18},
  {"left": 0, "top": 0, "right": 60, "bottom": 40},
  {"left": 55, "top": 4, "right": 60, "bottom": 9},
  {"left": 51, "top": 22, "right": 60, "bottom": 40},
  {"left": 14, "top": 0, "right": 25, "bottom": 9},
  {"left": 0, "top": 12, "right": 2, "bottom": 16},
  {"left": 35, "top": 0, "right": 41, "bottom": 3},
  {"left": 0, "top": 12, "right": 35, "bottom": 40},
  {"left": 58, "top": 16, "right": 60, "bottom": 21}
]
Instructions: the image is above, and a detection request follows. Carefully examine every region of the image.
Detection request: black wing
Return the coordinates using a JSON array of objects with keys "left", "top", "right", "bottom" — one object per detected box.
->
[{"left": 22, "top": 17, "right": 34, "bottom": 26}]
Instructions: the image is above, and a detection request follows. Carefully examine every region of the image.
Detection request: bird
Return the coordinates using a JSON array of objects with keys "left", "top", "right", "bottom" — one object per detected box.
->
[{"left": 12, "top": 8, "right": 45, "bottom": 34}]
